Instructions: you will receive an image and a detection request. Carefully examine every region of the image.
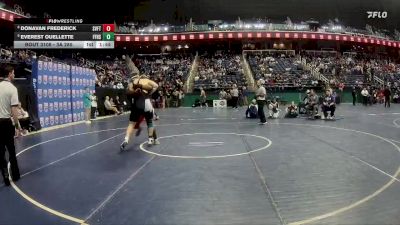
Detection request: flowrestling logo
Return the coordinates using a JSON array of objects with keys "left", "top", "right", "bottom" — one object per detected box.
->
[
  {"left": 38, "top": 104, "right": 43, "bottom": 112},
  {"left": 40, "top": 117, "right": 44, "bottom": 127},
  {"left": 43, "top": 89, "right": 48, "bottom": 98},
  {"left": 60, "top": 115, "right": 64, "bottom": 124},
  {"left": 49, "top": 103, "right": 53, "bottom": 112},
  {"left": 55, "top": 115, "right": 59, "bottom": 125},
  {"left": 367, "top": 11, "right": 388, "bottom": 18},
  {"left": 38, "top": 75, "right": 42, "bottom": 84},
  {"left": 54, "top": 102, "right": 58, "bottom": 111}
]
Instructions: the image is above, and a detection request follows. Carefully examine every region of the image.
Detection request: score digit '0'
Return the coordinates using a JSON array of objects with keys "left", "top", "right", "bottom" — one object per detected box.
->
[{"left": 102, "top": 24, "right": 115, "bottom": 32}]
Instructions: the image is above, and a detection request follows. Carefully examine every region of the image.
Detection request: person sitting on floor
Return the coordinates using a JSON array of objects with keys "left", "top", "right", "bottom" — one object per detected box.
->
[
  {"left": 393, "top": 92, "right": 399, "bottom": 103},
  {"left": 285, "top": 101, "right": 298, "bottom": 118},
  {"left": 268, "top": 99, "right": 280, "bottom": 118},
  {"left": 245, "top": 99, "right": 258, "bottom": 118},
  {"left": 322, "top": 89, "right": 336, "bottom": 119},
  {"left": 104, "top": 96, "right": 121, "bottom": 115}
]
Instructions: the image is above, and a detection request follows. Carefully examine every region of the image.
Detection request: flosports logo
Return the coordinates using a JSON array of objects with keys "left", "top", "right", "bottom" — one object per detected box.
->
[{"left": 367, "top": 11, "right": 388, "bottom": 18}]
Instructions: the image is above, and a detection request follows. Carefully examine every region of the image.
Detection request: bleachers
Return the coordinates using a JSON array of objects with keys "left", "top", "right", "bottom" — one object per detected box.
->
[
  {"left": 247, "top": 52, "right": 315, "bottom": 88},
  {"left": 194, "top": 53, "right": 247, "bottom": 90}
]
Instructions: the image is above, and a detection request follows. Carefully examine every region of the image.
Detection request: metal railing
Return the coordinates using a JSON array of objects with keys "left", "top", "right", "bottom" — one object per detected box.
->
[
  {"left": 241, "top": 52, "right": 256, "bottom": 91},
  {"left": 185, "top": 52, "right": 199, "bottom": 93}
]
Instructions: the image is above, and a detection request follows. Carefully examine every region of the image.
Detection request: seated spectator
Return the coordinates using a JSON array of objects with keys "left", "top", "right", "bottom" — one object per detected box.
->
[
  {"left": 322, "top": 90, "right": 336, "bottom": 119},
  {"left": 306, "top": 89, "right": 318, "bottom": 118},
  {"left": 104, "top": 96, "right": 121, "bottom": 115},
  {"left": 393, "top": 92, "right": 399, "bottom": 103},
  {"left": 245, "top": 99, "right": 258, "bottom": 119},
  {"left": 219, "top": 89, "right": 227, "bottom": 100},
  {"left": 16, "top": 102, "right": 30, "bottom": 134},
  {"left": 285, "top": 101, "right": 298, "bottom": 118},
  {"left": 268, "top": 99, "right": 280, "bottom": 118},
  {"left": 115, "top": 96, "right": 123, "bottom": 112}
]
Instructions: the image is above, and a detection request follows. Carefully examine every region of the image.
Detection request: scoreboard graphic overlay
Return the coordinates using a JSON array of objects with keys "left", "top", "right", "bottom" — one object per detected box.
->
[
  {"left": 32, "top": 60, "right": 95, "bottom": 128},
  {"left": 14, "top": 19, "right": 114, "bottom": 49}
]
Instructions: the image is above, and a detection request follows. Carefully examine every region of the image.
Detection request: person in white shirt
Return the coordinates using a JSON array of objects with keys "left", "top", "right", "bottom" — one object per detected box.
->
[
  {"left": 219, "top": 89, "right": 227, "bottom": 100},
  {"left": 230, "top": 84, "right": 239, "bottom": 109},
  {"left": 268, "top": 99, "right": 280, "bottom": 118},
  {"left": 16, "top": 102, "right": 30, "bottom": 134},
  {"left": 255, "top": 79, "right": 267, "bottom": 124},
  {"left": 91, "top": 94, "right": 98, "bottom": 119},
  {"left": 361, "top": 87, "right": 369, "bottom": 106},
  {"left": 0, "top": 65, "right": 21, "bottom": 186}
]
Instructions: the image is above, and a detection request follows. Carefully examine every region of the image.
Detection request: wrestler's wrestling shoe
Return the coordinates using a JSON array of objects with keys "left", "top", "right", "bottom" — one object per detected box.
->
[
  {"left": 148, "top": 138, "right": 160, "bottom": 145},
  {"left": 120, "top": 141, "right": 128, "bottom": 151}
]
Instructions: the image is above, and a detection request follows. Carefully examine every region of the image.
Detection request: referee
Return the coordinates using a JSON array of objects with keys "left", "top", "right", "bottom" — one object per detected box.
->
[{"left": 0, "top": 65, "right": 21, "bottom": 186}]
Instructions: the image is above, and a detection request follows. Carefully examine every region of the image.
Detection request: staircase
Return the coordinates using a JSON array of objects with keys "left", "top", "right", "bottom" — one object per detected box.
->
[
  {"left": 241, "top": 52, "right": 256, "bottom": 91},
  {"left": 185, "top": 53, "right": 199, "bottom": 93}
]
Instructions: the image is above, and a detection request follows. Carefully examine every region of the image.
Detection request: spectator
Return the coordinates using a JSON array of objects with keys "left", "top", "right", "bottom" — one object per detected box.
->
[
  {"left": 200, "top": 87, "right": 207, "bottom": 107},
  {"left": 361, "top": 87, "right": 369, "bottom": 106},
  {"left": 219, "top": 89, "right": 227, "bottom": 100},
  {"left": 322, "top": 90, "right": 336, "bottom": 119},
  {"left": 393, "top": 91, "right": 399, "bottom": 103},
  {"left": 91, "top": 94, "right": 98, "bottom": 119},
  {"left": 230, "top": 84, "right": 239, "bottom": 109},
  {"left": 352, "top": 86, "right": 357, "bottom": 106},
  {"left": 83, "top": 87, "right": 92, "bottom": 124},
  {"left": 104, "top": 96, "right": 121, "bottom": 115},
  {"left": 245, "top": 99, "right": 258, "bottom": 118},
  {"left": 115, "top": 96, "right": 123, "bottom": 112},
  {"left": 383, "top": 86, "right": 391, "bottom": 108},
  {"left": 16, "top": 102, "right": 30, "bottom": 134},
  {"left": 242, "top": 86, "right": 248, "bottom": 106},
  {"left": 285, "top": 101, "right": 298, "bottom": 118},
  {"left": 268, "top": 99, "right": 280, "bottom": 118}
]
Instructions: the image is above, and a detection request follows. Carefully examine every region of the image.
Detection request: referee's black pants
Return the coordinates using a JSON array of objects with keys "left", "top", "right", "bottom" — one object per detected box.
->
[
  {"left": 257, "top": 100, "right": 267, "bottom": 123},
  {"left": 0, "top": 119, "right": 20, "bottom": 183},
  {"left": 384, "top": 96, "right": 390, "bottom": 108}
]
